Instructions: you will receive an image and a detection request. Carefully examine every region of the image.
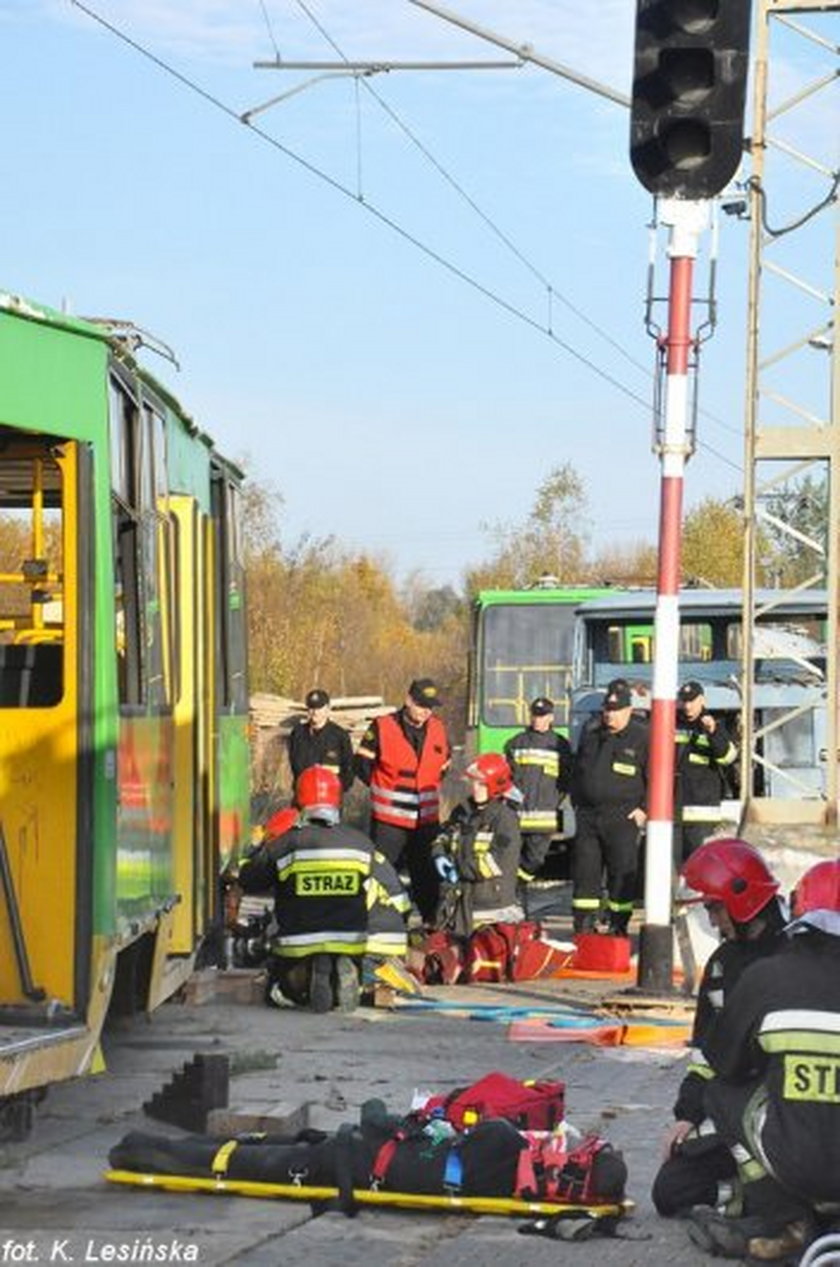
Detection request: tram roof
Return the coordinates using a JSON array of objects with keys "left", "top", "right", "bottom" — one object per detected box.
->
[{"left": 574, "top": 588, "right": 829, "bottom": 620}]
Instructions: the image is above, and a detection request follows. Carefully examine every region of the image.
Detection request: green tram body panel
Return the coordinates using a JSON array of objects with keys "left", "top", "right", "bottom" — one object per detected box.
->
[{"left": 0, "top": 292, "right": 250, "bottom": 1101}]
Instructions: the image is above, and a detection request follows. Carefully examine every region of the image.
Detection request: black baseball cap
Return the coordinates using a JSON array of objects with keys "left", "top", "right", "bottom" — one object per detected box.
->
[
  {"left": 603, "top": 683, "right": 632, "bottom": 711},
  {"left": 678, "top": 680, "right": 704, "bottom": 704},
  {"left": 305, "top": 688, "right": 330, "bottom": 710},
  {"left": 530, "top": 697, "right": 554, "bottom": 716},
  {"left": 408, "top": 678, "right": 442, "bottom": 708}
]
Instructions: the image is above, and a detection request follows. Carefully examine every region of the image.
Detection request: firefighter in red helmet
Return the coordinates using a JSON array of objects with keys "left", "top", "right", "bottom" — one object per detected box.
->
[
  {"left": 239, "top": 766, "right": 376, "bottom": 1012},
  {"left": 686, "top": 856, "right": 840, "bottom": 1262},
  {"left": 429, "top": 753, "right": 523, "bottom": 937},
  {"left": 652, "top": 838, "right": 786, "bottom": 1221}
]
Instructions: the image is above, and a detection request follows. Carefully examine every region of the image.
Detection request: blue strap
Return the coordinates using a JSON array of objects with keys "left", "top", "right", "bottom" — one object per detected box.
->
[{"left": 443, "top": 1147, "right": 463, "bottom": 1192}]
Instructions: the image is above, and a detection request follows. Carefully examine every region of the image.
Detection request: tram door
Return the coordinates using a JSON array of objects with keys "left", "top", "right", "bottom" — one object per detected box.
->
[{"left": 0, "top": 439, "right": 93, "bottom": 1012}]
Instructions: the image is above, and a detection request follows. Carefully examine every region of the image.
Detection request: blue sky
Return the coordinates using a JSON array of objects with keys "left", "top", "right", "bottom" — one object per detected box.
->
[{"left": 0, "top": 2, "right": 797, "bottom": 584}]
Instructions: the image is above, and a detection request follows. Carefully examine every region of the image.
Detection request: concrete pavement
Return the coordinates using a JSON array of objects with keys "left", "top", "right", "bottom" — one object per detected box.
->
[{"left": 0, "top": 955, "right": 722, "bottom": 1267}]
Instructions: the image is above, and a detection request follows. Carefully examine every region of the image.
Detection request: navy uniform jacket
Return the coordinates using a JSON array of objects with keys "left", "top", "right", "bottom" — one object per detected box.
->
[{"left": 572, "top": 716, "right": 649, "bottom": 812}]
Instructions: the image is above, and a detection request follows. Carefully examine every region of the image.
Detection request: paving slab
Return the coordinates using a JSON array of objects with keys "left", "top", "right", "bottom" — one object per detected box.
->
[{"left": 0, "top": 973, "right": 715, "bottom": 1265}]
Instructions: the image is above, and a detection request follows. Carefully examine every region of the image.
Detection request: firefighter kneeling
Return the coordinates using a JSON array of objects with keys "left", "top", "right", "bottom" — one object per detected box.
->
[
  {"left": 240, "top": 766, "right": 405, "bottom": 1013},
  {"left": 686, "top": 858, "right": 840, "bottom": 1263}
]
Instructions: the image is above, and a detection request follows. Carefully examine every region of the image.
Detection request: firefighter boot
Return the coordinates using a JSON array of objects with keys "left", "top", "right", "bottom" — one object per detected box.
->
[
  {"left": 688, "top": 1209, "right": 809, "bottom": 1261},
  {"left": 746, "top": 1220, "right": 810, "bottom": 1262},
  {"left": 308, "top": 954, "right": 334, "bottom": 1013},
  {"left": 573, "top": 911, "right": 597, "bottom": 934},
  {"left": 333, "top": 956, "right": 360, "bottom": 1012}
]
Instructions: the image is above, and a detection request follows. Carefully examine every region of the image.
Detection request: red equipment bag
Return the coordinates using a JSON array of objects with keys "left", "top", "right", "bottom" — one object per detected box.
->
[
  {"left": 423, "top": 1071, "right": 565, "bottom": 1132},
  {"left": 420, "top": 930, "right": 465, "bottom": 985},
  {"left": 466, "top": 921, "right": 559, "bottom": 982}
]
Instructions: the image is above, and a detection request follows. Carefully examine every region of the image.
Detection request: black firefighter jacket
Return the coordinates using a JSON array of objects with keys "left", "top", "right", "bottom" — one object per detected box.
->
[{"left": 702, "top": 932, "right": 840, "bottom": 1204}]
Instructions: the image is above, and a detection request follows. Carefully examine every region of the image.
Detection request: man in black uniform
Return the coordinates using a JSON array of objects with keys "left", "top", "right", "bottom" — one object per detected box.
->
[
  {"left": 689, "top": 859, "right": 840, "bottom": 1262},
  {"left": 652, "top": 838, "right": 785, "bottom": 1219},
  {"left": 504, "top": 697, "right": 573, "bottom": 908},
  {"left": 570, "top": 680, "right": 648, "bottom": 934},
  {"left": 675, "top": 680, "right": 737, "bottom": 861},
  {"left": 287, "top": 688, "right": 354, "bottom": 795}
]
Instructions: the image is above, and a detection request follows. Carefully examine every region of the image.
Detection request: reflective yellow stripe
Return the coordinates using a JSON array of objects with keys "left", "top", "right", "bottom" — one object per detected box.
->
[
  {"left": 612, "top": 762, "right": 636, "bottom": 776},
  {"left": 760, "top": 1031, "right": 840, "bottom": 1056}
]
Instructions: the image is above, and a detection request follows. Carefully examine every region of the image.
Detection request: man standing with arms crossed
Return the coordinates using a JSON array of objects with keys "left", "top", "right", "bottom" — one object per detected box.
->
[{"left": 675, "top": 680, "right": 738, "bottom": 861}]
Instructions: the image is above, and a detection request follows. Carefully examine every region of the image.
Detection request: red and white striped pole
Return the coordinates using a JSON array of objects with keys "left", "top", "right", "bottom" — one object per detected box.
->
[{"left": 637, "top": 199, "right": 709, "bottom": 994}]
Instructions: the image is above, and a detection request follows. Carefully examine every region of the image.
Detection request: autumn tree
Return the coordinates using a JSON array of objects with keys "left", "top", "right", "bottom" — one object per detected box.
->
[
  {"left": 465, "top": 462, "right": 591, "bottom": 595},
  {"left": 681, "top": 496, "right": 745, "bottom": 586}
]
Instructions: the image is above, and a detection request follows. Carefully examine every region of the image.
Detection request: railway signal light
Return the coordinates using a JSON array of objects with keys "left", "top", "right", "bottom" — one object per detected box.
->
[{"left": 630, "top": 0, "right": 753, "bottom": 199}]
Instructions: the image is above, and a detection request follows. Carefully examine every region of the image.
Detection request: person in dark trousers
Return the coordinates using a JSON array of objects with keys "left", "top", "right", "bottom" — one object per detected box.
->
[
  {"left": 674, "top": 680, "right": 738, "bottom": 861},
  {"left": 430, "top": 753, "right": 523, "bottom": 937},
  {"left": 238, "top": 765, "right": 373, "bottom": 1013},
  {"left": 355, "top": 678, "right": 451, "bottom": 924},
  {"left": 652, "top": 838, "right": 785, "bottom": 1219},
  {"left": 287, "top": 688, "right": 355, "bottom": 794},
  {"left": 687, "top": 858, "right": 840, "bottom": 1263},
  {"left": 570, "top": 679, "right": 648, "bottom": 934},
  {"left": 503, "top": 697, "right": 573, "bottom": 907}
]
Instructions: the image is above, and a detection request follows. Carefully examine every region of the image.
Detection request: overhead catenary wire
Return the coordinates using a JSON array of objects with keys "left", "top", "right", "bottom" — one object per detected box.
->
[
  {"left": 288, "top": 0, "right": 744, "bottom": 446},
  {"left": 69, "top": 0, "right": 742, "bottom": 474},
  {"left": 257, "top": 0, "right": 282, "bottom": 62}
]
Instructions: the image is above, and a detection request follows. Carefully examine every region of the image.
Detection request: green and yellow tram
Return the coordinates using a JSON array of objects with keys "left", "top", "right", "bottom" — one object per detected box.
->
[{"left": 0, "top": 290, "right": 250, "bottom": 1137}]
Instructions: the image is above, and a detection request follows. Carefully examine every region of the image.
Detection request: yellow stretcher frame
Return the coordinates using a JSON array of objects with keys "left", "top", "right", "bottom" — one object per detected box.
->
[{"left": 105, "top": 1168, "right": 633, "bottom": 1219}]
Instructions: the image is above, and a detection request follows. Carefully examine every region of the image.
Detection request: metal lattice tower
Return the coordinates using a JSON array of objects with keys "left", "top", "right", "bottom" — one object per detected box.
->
[{"left": 741, "top": 0, "right": 840, "bottom": 829}]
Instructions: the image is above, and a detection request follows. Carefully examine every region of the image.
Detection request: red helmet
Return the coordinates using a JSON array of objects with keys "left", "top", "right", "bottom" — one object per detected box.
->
[
  {"left": 263, "top": 806, "right": 298, "bottom": 840},
  {"left": 295, "top": 765, "right": 341, "bottom": 814},
  {"left": 792, "top": 859, "right": 840, "bottom": 919},
  {"left": 681, "top": 837, "right": 779, "bottom": 924},
  {"left": 465, "top": 753, "right": 513, "bottom": 799}
]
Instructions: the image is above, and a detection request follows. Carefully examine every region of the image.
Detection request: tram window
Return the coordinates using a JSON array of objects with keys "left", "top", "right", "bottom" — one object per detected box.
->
[
  {"left": 109, "top": 380, "right": 139, "bottom": 508},
  {"left": 143, "top": 515, "right": 168, "bottom": 711},
  {"left": 146, "top": 405, "right": 167, "bottom": 506},
  {"left": 114, "top": 506, "right": 143, "bottom": 707},
  {"left": 211, "top": 477, "right": 247, "bottom": 712},
  {"left": 480, "top": 603, "right": 575, "bottom": 728},
  {"left": 0, "top": 451, "right": 64, "bottom": 707}
]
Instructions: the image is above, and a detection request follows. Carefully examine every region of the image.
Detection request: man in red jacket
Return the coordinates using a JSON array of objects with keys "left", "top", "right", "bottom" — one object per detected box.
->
[{"left": 355, "top": 678, "right": 451, "bottom": 923}]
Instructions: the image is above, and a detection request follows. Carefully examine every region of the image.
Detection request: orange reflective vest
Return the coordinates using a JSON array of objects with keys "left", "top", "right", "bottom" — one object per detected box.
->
[{"left": 369, "top": 713, "right": 449, "bottom": 829}]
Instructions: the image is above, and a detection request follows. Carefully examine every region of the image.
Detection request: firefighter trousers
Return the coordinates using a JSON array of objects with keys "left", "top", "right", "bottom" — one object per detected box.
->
[
  {"left": 371, "top": 820, "right": 439, "bottom": 925},
  {"left": 572, "top": 805, "right": 640, "bottom": 933}
]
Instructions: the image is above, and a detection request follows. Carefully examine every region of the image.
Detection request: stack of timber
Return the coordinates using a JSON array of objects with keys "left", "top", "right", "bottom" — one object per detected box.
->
[{"left": 250, "top": 693, "right": 392, "bottom": 796}]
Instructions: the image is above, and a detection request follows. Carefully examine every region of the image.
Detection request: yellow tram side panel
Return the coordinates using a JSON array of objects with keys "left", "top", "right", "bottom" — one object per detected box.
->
[
  {"left": 0, "top": 444, "right": 80, "bottom": 1008},
  {"left": 202, "top": 514, "right": 218, "bottom": 923},
  {"left": 169, "top": 496, "right": 206, "bottom": 953}
]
